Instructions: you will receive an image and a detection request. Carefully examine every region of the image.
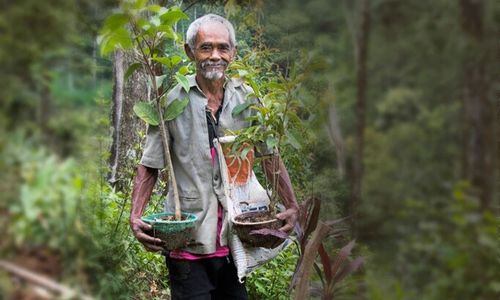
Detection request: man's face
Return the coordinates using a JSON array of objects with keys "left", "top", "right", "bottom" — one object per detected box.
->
[{"left": 187, "top": 22, "right": 236, "bottom": 81}]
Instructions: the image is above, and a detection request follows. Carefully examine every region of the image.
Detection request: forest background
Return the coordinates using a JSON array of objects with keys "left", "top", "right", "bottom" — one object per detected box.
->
[{"left": 0, "top": 0, "right": 498, "bottom": 299}]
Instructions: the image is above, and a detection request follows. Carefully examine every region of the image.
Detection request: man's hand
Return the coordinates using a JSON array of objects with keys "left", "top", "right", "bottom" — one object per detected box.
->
[
  {"left": 130, "top": 217, "right": 164, "bottom": 252},
  {"left": 276, "top": 207, "right": 298, "bottom": 234}
]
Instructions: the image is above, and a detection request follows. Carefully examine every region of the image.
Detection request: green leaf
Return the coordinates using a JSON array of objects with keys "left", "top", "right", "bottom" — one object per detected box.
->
[
  {"left": 152, "top": 56, "right": 182, "bottom": 69},
  {"left": 99, "top": 27, "right": 133, "bottom": 56},
  {"left": 266, "top": 136, "right": 279, "bottom": 150},
  {"left": 165, "top": 98, "right": 189, "bottom": 121},
  {"left": 249, "top": 81, "right": 260, "bottom": 98},
  {"left": 146, "top": 4, "right": 162, "bottom": 13},
  {"left": 170, "top": 55, "right": 182, "bottom": 67},
  {"left": 133, "top": 0, "right": 148, "bottom": 9},
  {"left": 266, "top": 81, "right": 286, "bottom": 91},
  {"left": 133, "top": 102, "right": 160, "bottom": 126},
  {"left": 155, "top": 75, "right": 167, "bottom": 88},
  {"left": 124, "top": 63, "right": 141, "bottom": 81},
  {"left": 156, "top": 25, "right": 176, "bottom": 40},
  {"left": 239, "top": 145, "right": 252, "bottom": 160},
  {"left": 152, "top": 57, "right": 171, "bottom": 66},
  {"left": 285, "top": 129, "right": 302, "bottom": 149},
  {"left": 150, "top": 16, "right": 161, "bottom": 27},
  {"left": 232, "top": 100, "right": 252, "bottom": 117},
  {"left": 102, "top": 13, "right": 129, "bottom": 32},
  {"left": 178, "top": 66, "right": 189, "bottom": 75},
  {"left": 160, "top": 8, "right": 188, "bottom": 26},
  {"left": 175, "top": 73, "right": 190, "bottom": 93}
]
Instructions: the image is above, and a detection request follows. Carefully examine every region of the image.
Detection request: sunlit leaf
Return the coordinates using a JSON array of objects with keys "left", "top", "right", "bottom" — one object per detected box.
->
[
  {"left": 160, "top": 8, "right": 188, "bottom": 26},
  {"left": 99, "top": 27, "right": 133, "bottom": 56},
  {"left": 170, "top": 55, "right": 182, "bottom": 67},
  {"left": 157, "top": 25, "right": 176, "bottom": 39},
  {"left": 133, "top": 0, "right": 148, "bottom": 10},
  {"left": 175, "top": 74, "right": 190, "bottom": 93},
  {"left": 152, "top": 57, "right": 171, "bottom": 66},
  {"left": 102, "top": 13, "right": 129, "bottom": 32},
  {"left": 146, "top": 4, "right": 162, "bottom": 13},
  {"left": 178, "top": 66, "right": 190, "bottom": 75},
  {"left": 133, "top": 102, "right": 160, "bottom": 125},
  {"left": 248, "top": 80, "right": 260, "bottom": 98},
  {"left": 150, "top": 16, "right": 161, "bottom": 27},
  {"left": 165, "top": 98, "right": 189, "bottom": 121}
]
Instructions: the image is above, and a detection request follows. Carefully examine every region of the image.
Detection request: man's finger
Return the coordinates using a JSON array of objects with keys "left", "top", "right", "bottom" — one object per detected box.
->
[
  {"left": 143, "top": 243, "right": 164, "bottom": 252},
  {"left": 279, "top": 223, "right": 293, "bottom": 233},
  {"left": 276, "top": 211, "right": 291, "bottom": 219},
  {"left": 136, "top": 232, "right": 162, "bottom": 245},
  {"left": 276, "top": 208, "right": 298, "bottom": 219},
  {"left": 137, "top": 220, "right": 153, "bottom": 231}
]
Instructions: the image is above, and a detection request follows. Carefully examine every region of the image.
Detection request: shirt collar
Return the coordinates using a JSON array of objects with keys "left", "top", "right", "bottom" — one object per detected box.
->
[{"left": 186, "top": 74, "right": 244, "bottom": 94}]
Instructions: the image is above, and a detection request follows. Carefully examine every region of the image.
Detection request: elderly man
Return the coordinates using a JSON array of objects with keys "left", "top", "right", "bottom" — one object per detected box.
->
[{"left": 129, "top": 14, "right": 298, "bottom": 299}]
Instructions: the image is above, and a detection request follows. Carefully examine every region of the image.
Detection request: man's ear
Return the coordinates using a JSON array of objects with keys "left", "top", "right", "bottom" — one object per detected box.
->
[{"left": 184, "top": 43, "right": 195, "bottom": 61}]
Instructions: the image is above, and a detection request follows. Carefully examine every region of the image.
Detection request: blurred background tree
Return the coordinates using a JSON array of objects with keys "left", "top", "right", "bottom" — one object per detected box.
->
[{"left": 0, "top": 0, "right": 498, "bottom": 299}]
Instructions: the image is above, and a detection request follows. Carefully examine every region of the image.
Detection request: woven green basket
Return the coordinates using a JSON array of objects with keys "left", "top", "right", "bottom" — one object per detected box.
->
[{"left": 142, "top": 212, "right": 197, "bottom": 250}]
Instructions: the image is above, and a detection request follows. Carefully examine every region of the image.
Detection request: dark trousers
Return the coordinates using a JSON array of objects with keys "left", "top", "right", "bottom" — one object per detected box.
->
[{"left": 165, "top": 255, "right": 248, "bottom": 300}]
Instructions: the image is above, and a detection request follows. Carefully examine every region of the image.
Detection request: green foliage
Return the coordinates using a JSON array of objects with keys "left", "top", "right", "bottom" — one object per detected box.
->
[
  {"left": 247, "top": 245, "right": 298, "bottom": 300},
  {"left": 2, "top": 0, "right": 498, "bottom": 298},
  {"left": 134, "top": 101, "right": 160, "bottom": 125},
  {"left": 98, "top": 3, "right": 187, "bottom": 56},
  {"left": 227, "top": 51, "right": 312, "bottom": 211},
  {"left": 391, "top": 182, "right": 499, "bottom": 299},
  {"left": 164, "top": 98, "right": 190, "bottom": 121},
  {"left": 9, "top": 151, "right": 82, "bottom": 249},
  {"left": 174, "top": 73, "right": 190, "bottom": 93}
]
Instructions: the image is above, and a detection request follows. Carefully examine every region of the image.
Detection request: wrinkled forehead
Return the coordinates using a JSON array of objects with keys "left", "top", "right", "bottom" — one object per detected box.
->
[{"left": 195, "top": 22, "right": 231, "bottom": 46}]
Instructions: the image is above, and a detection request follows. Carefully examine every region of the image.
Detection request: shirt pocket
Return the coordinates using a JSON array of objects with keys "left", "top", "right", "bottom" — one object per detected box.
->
[{"left": 179, "top": 191, "right": 203, "bottom": 212}]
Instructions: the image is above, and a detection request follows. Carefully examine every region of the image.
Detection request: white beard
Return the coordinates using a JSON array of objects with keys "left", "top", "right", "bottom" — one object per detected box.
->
[
  {"left": 202, "top": 70, "right": 224, "bottom": 80},
  {"left": 200, "top": 60, "right": 227, "bottom": 81}
]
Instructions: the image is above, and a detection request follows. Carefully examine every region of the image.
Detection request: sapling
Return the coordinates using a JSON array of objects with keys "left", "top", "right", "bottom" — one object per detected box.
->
[
  {"left": 230, "top": 62, "right": 305, "bottom": 216},
  {"left": 99, "top": 4, "right": 191, "bottom": 221}
]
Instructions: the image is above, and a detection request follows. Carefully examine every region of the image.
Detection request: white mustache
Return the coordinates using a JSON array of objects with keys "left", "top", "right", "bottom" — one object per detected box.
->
[{"left": 201, "top": 60, "right": 228, "bottom": 68}]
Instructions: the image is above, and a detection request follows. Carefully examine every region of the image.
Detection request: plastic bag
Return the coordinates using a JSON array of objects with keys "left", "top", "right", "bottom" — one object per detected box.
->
[{"left": 214, "top": 136, "right": 290, "bottom": 282}]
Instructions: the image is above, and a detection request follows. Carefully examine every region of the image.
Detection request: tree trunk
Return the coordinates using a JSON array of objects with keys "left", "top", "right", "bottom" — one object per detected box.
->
[
  {"left": 350, "top": 0, "right": 371, "bottom": 231},
  {"left": 326, "top": 103, "right": 346, "bottom": 178},
  {"left": 108, "top": 50, "right": 148, "bottom": 191},
  {"left": 459, "top": 0, "right": 495, "bottom": 210}
]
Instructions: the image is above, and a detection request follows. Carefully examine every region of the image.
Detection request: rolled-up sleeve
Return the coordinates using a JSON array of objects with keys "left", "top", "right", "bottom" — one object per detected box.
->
[{"left": 140, "top": 125, "right": 166, "bottom": 169}]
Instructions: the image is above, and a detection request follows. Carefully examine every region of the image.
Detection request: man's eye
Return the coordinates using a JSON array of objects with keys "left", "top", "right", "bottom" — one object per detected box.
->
[
  {"left": 219, "top": 46, "right": 230, "bottom": 52},
  {"left": 200, "top": 45, "right": 212, "bottom": 52}
]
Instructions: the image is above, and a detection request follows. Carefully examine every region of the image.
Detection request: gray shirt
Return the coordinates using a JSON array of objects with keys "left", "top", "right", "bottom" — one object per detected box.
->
[{"left": 140, "top": 74, "right": 269, "bottom": 254}]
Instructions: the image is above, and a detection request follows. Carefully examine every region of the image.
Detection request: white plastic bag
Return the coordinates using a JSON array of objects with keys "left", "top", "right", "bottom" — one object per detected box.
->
[{"left": 214, "top": 136, "right": 290, "bottom": 282}]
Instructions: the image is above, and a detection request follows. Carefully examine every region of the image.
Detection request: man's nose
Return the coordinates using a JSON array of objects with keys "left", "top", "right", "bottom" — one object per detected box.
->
[{"left": 209, "top": 48, "right": 221, "bottom": 60}]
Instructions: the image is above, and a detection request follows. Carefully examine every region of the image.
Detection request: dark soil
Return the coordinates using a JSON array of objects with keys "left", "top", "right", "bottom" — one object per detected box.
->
[
  {"left": 233, "top": 211, "right": 285, "bottom": 248},
  {"left": 145, "top": 226, "right": 193, "bottom": 251},
  {"left": 156, "top": 215, "right": 189, "bottom": 221},
  {"left": 234, "top": 211, "right": 275, "bottom": 223}
]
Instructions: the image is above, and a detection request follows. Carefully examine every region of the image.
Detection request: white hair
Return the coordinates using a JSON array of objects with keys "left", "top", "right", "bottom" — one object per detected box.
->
[{"left": 186, "top": 14, "right": 236, "bottom": 50}]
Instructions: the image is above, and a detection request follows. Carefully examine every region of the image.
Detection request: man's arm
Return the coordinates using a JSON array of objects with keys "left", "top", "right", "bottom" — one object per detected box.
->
[
  {"left": 261, "top": 155, "right": 299, "bottom": 233},
  {"left": 129, "top": 164, "right": 164, "bottom": 252}
]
